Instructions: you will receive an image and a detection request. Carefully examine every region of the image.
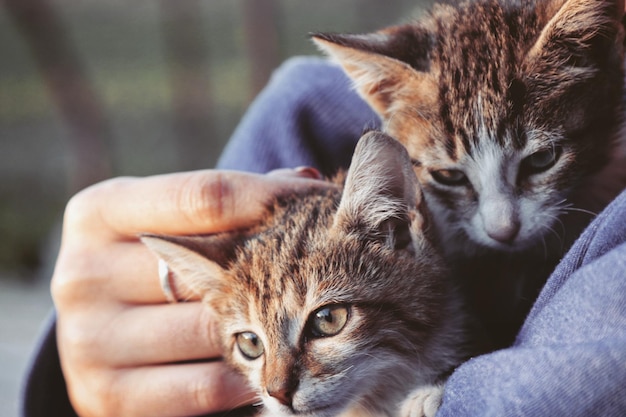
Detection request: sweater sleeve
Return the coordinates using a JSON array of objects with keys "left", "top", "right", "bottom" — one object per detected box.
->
[
  {"left": 438, "top": 188, "right": 626, "bottom": 417},
  {"left": 217, "top": 56, "right": 379, "bottom": 175}
]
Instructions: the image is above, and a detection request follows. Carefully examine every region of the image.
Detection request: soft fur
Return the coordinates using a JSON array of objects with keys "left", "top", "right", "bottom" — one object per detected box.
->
[
  {"left": 142, "top": 132, "right": 474, "bottom": 417},
  {"left": 313, "top": 0, "right": 626, "bottom": 347}
]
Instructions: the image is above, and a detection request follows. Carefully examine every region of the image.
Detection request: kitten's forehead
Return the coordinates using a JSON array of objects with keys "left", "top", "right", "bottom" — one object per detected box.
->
[
  {"left": 230, "top": 191, "right": 342, "bottom": 331},
  {"left": 399, "top": 117, "right": 523, "bottom": 167},
  {"left": 426, "top": 1, "right": 539, "bottom": 158}
]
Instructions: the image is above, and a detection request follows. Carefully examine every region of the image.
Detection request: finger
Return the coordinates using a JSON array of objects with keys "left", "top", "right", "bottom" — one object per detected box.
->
[
  {"left": 69, "top": 362, "right": 257, "bottom": 417},
  {"left": 106, "top": 242, "right": 201, "bottom": 304},
  {"left": 116, "top": 362, "right": 258, "bottom": 417},
  {"left": 65, "top": 169, "right": 332, "bottom": 241},
  {"left": 93, "top": 303, "right": 224, "bottom": 367},
  {"left": 268, "top": 166, "right": 323, "bottom": 180},
  {"left": 52, "top": 241, "right": 201, "bottom": 306}
]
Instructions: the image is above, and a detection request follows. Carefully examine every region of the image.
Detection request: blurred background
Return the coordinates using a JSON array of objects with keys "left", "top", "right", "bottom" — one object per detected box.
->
[{"left": 0, "top": 0, "right": 433, "bottom": 415}]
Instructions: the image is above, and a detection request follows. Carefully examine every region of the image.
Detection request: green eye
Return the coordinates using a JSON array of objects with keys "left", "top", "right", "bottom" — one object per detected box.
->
[
  {"left": 308, "top": 305, "right": 350, "bottom": 338},
  {"left": 236, "top": 332, "right": 264, "bottom": 360},
  {"left": 430, "top": 169, "right": 468, "bottom": 186},
  {"left": 522, "top": 146, "right": 561, "bottom": 174}
]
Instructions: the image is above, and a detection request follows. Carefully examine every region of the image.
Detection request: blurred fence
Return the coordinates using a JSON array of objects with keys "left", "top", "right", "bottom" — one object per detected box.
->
[{"left": 0, "top": 0, "right": 433, "bottom": 279}]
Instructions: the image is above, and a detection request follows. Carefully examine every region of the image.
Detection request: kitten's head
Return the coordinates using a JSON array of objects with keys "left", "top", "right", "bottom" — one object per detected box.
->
[
  {"left": 142, "top": 132, "right": 464, "bottom": 417},
  {"left": 313, "top": 0, "right": 625, "bottom": 253}
]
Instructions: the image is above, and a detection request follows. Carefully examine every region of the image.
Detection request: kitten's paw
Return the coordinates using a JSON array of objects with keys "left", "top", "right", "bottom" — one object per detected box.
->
[{"left": 398, "top": 383, "right": 444, "bottom": 417}]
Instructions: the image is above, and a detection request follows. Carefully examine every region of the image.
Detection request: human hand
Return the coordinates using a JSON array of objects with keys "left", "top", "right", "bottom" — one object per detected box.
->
[{"left": 51, "top": 168, "right": 327, "bottom": 417}]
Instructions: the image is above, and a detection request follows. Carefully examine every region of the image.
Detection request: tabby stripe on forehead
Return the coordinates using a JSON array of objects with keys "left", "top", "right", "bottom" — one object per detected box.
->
[
  {"left": 436, "top": 13, "right": 457, "bottom": 145},
  {"left": 458, "top": 129, "right": 473, "bottom": 158},
  {"left": 438, "top": 99, "right": 462, "bottom": 160}
]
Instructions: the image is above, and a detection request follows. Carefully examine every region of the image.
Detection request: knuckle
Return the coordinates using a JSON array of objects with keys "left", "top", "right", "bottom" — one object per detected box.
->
[
  {"left": 50, "top": 248, "right": 88, "bottom": 305},
  {"left": 69, "top": 385, "right": 102, "bottom": 417},
  {"left": 190, "top": 367, "right": 230, "bottom": 412},
  {"left": 50, "top": 246, "right": 103, "bottom": 307},
  {"left": 191, "top": 377, "right": 214, "bottom": 412},
  {"left": 195, "top": 307, "right": 223, "bottom": 352},
  {"left": 54, "top": 179, "right": 138, "bottom": 307},
  {"left": 177, "top": 306, "right": 224, "bottom": 359},
  {"left": 69, "top": 369, "right": 120, "bottom": 417},
  {"left": 57, "top": 315, "right": 105, "bottom": 367},
  {"left": 176, "top": 172, "right": 233, "bottom": 229},
  {"left": 63, "top": 177, "right": 133, "bottom": 232},
  {"left": 63, "top": 187, "right": 96, "bottom": 229},
  {"left": 97, "top": 372, "right": 124, "bottom": 417},
  {"left": 205, "top": 319, "right": 222, "bottom": 353}
]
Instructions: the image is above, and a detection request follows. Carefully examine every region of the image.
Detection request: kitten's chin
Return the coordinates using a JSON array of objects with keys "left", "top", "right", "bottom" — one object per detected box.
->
[
  {"left": 268, "top": 402, "right": 392, "bottom": 417},
  {"left": 475, "top": 237, "right": 530, "bottom": 253},
  {"left": 456, "top": 230, "right": 539, "bottom": 255},
  {"left": 262, "top": 402, "right": 344, "bottom": 417},
  {"left": 263, "top": 396, "right": 370, "bottom": 417}
]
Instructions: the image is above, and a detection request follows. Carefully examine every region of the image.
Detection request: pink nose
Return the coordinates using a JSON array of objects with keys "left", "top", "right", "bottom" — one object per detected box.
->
[
  {"left": 267, "top": 385, "right": 293, "bottom": 407},
  {"left": 486, "top": 219, "right": 520, "bottom": 243},
  {"left": 480, "top": 198, "right": 520, "bottom": 244}
]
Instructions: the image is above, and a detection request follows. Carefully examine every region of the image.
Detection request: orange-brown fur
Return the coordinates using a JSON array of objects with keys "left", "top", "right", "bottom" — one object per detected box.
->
[
  {"left": 314, "top": 0, "right": 626, "bottom": 347},
  {"left": 142, "top": 132, "right": 474, "bottom": 417}
]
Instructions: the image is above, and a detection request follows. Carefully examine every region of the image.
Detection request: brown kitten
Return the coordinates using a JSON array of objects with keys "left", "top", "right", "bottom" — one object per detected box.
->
[
  {"left": 142, "top": 131, "right": 474, "bottom": 417},
  {"left": 313, "top": 0, "right": 626, "bottom": 347}
]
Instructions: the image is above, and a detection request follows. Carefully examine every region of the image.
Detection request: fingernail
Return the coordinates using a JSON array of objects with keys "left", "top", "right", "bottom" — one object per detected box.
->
[{"left": 294, "top": 166, "right": 322, "bottom": 180}]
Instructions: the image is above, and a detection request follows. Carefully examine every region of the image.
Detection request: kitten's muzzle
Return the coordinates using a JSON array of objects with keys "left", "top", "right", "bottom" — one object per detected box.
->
[{"left": 480, "top": 199, "right": 521, "bottom": 245}]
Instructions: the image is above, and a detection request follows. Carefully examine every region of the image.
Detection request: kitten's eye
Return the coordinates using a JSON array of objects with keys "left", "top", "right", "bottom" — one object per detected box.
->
[
  {"left": 430, "top": 169, "right": 468, "bottom": 186},
  {"left": 308, "top": 305, "right": 350, "bottom": 338},
  {"left": 236, "top": 332, "right": 264, "bottom": 360},
  {"left": 522, "top": 146, "right": 561, "bottom": 175}
]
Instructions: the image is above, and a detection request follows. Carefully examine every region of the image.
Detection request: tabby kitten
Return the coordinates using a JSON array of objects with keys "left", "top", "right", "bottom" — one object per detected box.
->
[
  {"left": 142, "top": 132, "right": 472, "bottom": 417},
  {"left": 313, "top": 0, "right": 626, "bottom": 347}
]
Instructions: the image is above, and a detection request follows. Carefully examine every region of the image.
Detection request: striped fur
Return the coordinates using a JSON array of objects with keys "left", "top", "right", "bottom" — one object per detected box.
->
[
  {"left": 142, "top": 132, "right": 473, "bottom": 417},
  {"left": 314, "top": 0, "right": 626, "bottom": 347}
]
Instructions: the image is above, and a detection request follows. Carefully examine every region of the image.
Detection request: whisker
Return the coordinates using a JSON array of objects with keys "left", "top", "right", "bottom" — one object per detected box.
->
[
  {"left": 555, "top": 199, "right": 597, "bottom": 218},
  {"left": 550, "top": 218, "right": 566, "bottom": 248},
  {"left": 561, "top": 206, "right": 598, "bottom": 217}
]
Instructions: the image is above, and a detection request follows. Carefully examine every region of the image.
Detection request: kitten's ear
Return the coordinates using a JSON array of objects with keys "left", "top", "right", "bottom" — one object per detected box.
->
[
  {"left": 525, "top": 0, "right": 624, "bottom": 81},
  {"left": 334, "top": 131, "right": 425, "bottom": 251},
  {"left": 311, "top": 26, "right": 437, "bottom": 117},
  {"left": 140, "top": 233, "right": 240, "bottom": 298}
]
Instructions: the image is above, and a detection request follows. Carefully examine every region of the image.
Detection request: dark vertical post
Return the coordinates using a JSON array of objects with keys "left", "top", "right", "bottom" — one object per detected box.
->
[
  {"left": 5, "top": 0, "right": 113, "bottom": 192},
  {"left": 159, "top": 0, "right": 215, "bottom": 170},
  {"left": 241, "top": 0, "right": 281, "bottom": 99}
]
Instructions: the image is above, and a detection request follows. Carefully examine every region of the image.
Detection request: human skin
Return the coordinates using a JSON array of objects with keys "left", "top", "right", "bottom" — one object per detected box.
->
[{"left": 52, "top": 168, "right": 328, "bottom": 417}]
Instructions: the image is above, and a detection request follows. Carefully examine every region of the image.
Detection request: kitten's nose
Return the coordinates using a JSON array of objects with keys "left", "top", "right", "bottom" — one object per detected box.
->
[
  {"left": 267, "top": 385, "right": 294, "bottom": 407},
  {"left": 481, "top": 199, "right": 520, "bottom": 244},
  {"left": 486, "top": 219, "right": 520, "bottom": 243}
]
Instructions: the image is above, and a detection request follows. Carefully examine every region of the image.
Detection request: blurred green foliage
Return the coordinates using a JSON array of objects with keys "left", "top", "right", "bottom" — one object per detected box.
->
[{"left": 0, "top": 0, "right": 432, "bottom": 278}]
